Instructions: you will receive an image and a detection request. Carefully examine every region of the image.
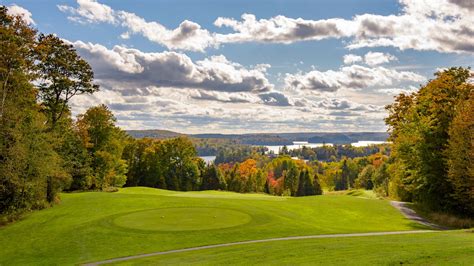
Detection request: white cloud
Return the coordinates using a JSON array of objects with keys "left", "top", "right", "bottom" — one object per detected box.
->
[
  {"left": 71, "top": 41, "right": 273, "bottom": 93},
  {"left": 58, "top": 0, "right": 215, "bottom": 51},
  {"left": 116, "top": 11, "right": 215, "bottom": 52},
  {"left": 364, "top": 52, "right": 397, "bottom": 66},
  {"left": 57, "top": 0, "right": 116, "bottom": 24},
  {"left": 59, "top": 0, "right": 474, "bottom": 53},
  {"left": 214, "top": 13, "right": 352, "bottom": 44},
  {"left": 285, "top": 64, "right": 425, "bottom": 92},
  {"left": 63, "top": 40, "right": 401, "bottom": 132},
  {"left": 378, "top": 86, "right": 418, "bottom": 95},
  {"left": 7, "top": 4, "right": 35, "bottom": 25},
  {"left": 343, "top": 54, "right": 363, "bottom": 65}
]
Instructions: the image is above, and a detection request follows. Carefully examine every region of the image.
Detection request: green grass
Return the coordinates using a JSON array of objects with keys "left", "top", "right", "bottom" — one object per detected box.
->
[
  {"left": 115, "top": 231, "right": 474, "bottom": 265},
  {"left": 0, "top": 187, "right": 427, "bottom": 265},
  {"left": 114, "top": 207, "right": 251, "bottom": 231},
  {"left": 325, "top": 189, "right": 379, "bottom": 199}
]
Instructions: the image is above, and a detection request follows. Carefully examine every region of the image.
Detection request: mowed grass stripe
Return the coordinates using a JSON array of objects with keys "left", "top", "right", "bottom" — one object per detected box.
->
[
  {"left": 111, "top": 230, "right": 474, "bottom": 266},
  {"left": 0, "top": 187, "right": 427, "bottom": 265},
  {"left": 86, "top": 230, "right": 436, "bottom": 265}
]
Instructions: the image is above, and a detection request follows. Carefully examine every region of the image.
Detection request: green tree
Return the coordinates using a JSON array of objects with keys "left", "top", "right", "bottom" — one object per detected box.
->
[
  {"left": 201, "top": 165, "right": 225, "bottom": 190},
  {"left": 36, "top": 34, "right": 98, "bottom": 128},
  {"left": 445, "top": 91, "right": 474, "bottom": 215},
  {"left": 284, "top": 165, "right": 299, "bottom": 196},
  {"left": 385, "top": 67, "right": 473, "bottom": 212},
  {"left": 76, "top": 105, "right": 128, "bottom": 190},
  {"left": 355, "top": 165, "right": 374, "bottom": 189},
  {"left": 313, "top": 173, "right": 323, "bottom": 195},
  {"left": 158, "top": 137, "right": 200, "bottom": 191},
  {"left": 372, "top": 163, "right": 389, "bottom": 197},
  {"left": 0, "top": 8, "right": 67, "bottom": 215}
]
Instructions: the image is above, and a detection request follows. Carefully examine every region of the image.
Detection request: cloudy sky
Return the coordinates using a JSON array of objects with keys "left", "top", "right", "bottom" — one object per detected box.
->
[{"left": 4, "top": 0, "right": 473, "bottom": 133}]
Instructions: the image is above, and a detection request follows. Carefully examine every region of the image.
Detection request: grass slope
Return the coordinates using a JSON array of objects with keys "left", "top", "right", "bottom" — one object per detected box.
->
[
  {"left": 0, "top": 187, "right": 425, "bottom": 265},
  {"left": 116, "top": 231, "right": 474, "bottom": 265}
]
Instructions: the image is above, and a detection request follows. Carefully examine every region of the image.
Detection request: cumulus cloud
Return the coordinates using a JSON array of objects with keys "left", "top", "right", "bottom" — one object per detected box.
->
[
  {"left": 213, "top": 0, "right": 474, "bottom": 53},
  {"left": 57, "top": 0, "right": 116, "bottom": 24},
  {"left": 58, "top": 0, "right": 215, "bottom": 51},
  {"left": 116, "top": 11, "right": 215, "bottom": 52},
  {"left": 6, "top": 4, "right": 35, "bottom": 25},
  {"left": 258, "top": 92, "right": 291, "bottom": 106},
  {"left": 363, "top": 52, "right": 397, "bottom": 66},
  {"left": 64, "top": 40, "right": 394, "bottom": 132},
  {"left": 378, "top": 86, "right": 418, "bottom": 95},
  {"left": 285, "top": 64, "right": 425, "bottom": 92},
  {"left": 71, "top": 41, "right": 273, "bottom": 93},
  {"left": 59, "top": 0, "right": 473, "bottom": 53},
  {"left": 343, "top": 54, "right": 363, "bottom": 65},
  {"left": 346, "top": 1, "right": 474, "bottom": 53},
  {"left": 214, "top": 14, "right": 351, "bottom": 43},
  {"left": 188, "top": 90, "right": 257, "bottom": 103}
]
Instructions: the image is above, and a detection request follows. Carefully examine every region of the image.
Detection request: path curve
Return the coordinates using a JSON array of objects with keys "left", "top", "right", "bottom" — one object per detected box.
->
[
  {"left": 83, "top": 230, "right": 436, "bottom": 265},
  {"left": 390, "top": 201, "right": 448, "bottom": 230}
]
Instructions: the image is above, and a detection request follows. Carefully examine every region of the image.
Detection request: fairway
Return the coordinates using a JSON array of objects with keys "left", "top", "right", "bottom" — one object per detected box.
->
[
  {"left": 113, "top": 207, "right": 251, "bottom": 231},
  {"left": 112, "top": 231, "right": 474, "bottom": 265},
  {"left": 0, "top": 187, "right": 428, "bottom": 265}
]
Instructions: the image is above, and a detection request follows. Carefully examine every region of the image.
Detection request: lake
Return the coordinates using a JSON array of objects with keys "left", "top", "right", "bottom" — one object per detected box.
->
[
  {"left": 263, "top": 141, "right": 388, "bottom": 154},
  {"left": 263, "top": 142, "right": 330, "bottom": 155},
  {"left": 199, "top": 156, "right": 216, "bottom": 164},
  {"left": 351, "top": 141, "right": 388, "bottom": 147}
]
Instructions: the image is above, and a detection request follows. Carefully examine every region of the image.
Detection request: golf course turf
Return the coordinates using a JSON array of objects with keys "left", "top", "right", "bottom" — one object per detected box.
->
[
  {"left": 111, "top": 230, "right": 474, "bottom": 265},
  {"left": 113, "top": 207, "right": 252, "bottom": 231},
  {"left": 0, "top": 187, "right": 470, "bottom": 265}
]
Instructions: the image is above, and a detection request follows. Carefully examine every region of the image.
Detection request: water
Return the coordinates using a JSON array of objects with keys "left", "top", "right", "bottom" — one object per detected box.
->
[
  {"left": 264, "top": 141, "right": 330, "bottom": 155},
  {"left": 199, "top": 156, "right": 216, "bottom": 164},
  {"left": 263, "top": 141, "right": 388, "bottom": 154},
  {"left": 351, "top": 141, "right": 388, "bottom": 147}
]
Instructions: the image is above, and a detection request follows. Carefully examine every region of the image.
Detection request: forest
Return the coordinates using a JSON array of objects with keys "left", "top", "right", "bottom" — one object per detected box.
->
[{"left": 1, "top": 6, "right": 473, "bottom": 224}]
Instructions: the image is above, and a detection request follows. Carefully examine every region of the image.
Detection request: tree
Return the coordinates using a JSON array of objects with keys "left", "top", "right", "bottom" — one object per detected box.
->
[
  {"left": 313, "top": 173, "right": 323, "bottom": 195},
  {"left": 255, "top": 169, "right": 265, "bottom": 192},
  {"left": 201, "top": 165, "right": 225, "bottom": 190},
  {"left": 355, "top": 165, "right": 374, "bottom": 189},
  {"left": 36, "top": 34, "right": 98, "bottom": 128},
  {"left": 385, "top": 67, "right": 473, "bottom": 212},
  {"left": 297, "top": 170, "right": 306, "bottom": 196},
  {"left": 280, "top": 145, "right": 289, "bottom": 155},
  {"left": 76, "top": 105, "right": 128, "bottom": 190},
  {"left": 337, "top": 159, "right": 349, "bottom": 191},
  {"left": 285, "top": 165, "right": 299, "bottom": 196},
  {"left": 0, "top": 8, "right": 67, "bottom": 215},
  {"left": 445, "top": 91, "right": 474, "bottom": 215},
  {"left": 372, "top": 163, "right": 389, "bottom": 197},
  {"left": 0, "top": 7, "right": 36, "bottom": 120},
  {"left": 60, "top": 126, "right": 93, "bottom": 191},
  {"left": 158, "top": 137, "right": 200, "bottom": 191}
]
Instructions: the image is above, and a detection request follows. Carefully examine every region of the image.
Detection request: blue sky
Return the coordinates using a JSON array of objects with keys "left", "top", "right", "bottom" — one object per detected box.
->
[{"left": 3, "top": 0, "right": 473, "bottom": 133}]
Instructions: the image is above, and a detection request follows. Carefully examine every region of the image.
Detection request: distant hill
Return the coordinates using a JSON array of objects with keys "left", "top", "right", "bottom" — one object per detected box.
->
[
  {"left": 126, "top": 129, "right": 388, "bottom": 145},
  {"left": 126, "top": 129, "right": 184, "bottom": 139}
]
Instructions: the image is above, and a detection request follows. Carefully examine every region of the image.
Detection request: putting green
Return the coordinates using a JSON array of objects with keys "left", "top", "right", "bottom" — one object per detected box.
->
[{"left": 113, "top": 207, "right": 252, "bottom": 231}]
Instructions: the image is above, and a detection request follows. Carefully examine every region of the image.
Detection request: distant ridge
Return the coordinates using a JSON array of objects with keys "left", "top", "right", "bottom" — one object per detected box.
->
[{"left": 126, "top": 129, "right": 388, "bottom": 145}]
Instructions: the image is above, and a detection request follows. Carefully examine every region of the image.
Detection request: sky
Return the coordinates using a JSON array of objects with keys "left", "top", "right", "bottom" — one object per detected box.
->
[{"left": 3, "top": 0, "right": 473, "bottom": 133}]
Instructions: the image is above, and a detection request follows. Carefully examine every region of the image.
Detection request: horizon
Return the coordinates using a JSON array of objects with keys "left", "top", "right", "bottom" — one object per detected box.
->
[
  {"left": 4, "top": 0, "right": 473, "bottom": 134},
  {"left": 125, "top": 128, "right": 389, "bottom": 135}
]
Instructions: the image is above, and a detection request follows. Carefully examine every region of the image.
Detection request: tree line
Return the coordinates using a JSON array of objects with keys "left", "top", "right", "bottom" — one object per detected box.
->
[
  {"left": 385, "top": 67, "right": 473, "bottom": 216},
  {"left": 0, "top": 8, "right": 127, "bottom": 220},
  {"left": 285, "top": 144, "right": 390, "bottom": 162},
  {"left": 123, "top": 137, "right": 322, "bottom": 197}
]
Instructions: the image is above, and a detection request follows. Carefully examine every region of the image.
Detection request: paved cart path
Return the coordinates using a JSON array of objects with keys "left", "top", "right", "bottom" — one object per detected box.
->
[
  {"left": 390, "top": 201, "right": 448, "bottom": 230},
  {"left": 83, "top": 230, "right": 438, "bottom": 265}
]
